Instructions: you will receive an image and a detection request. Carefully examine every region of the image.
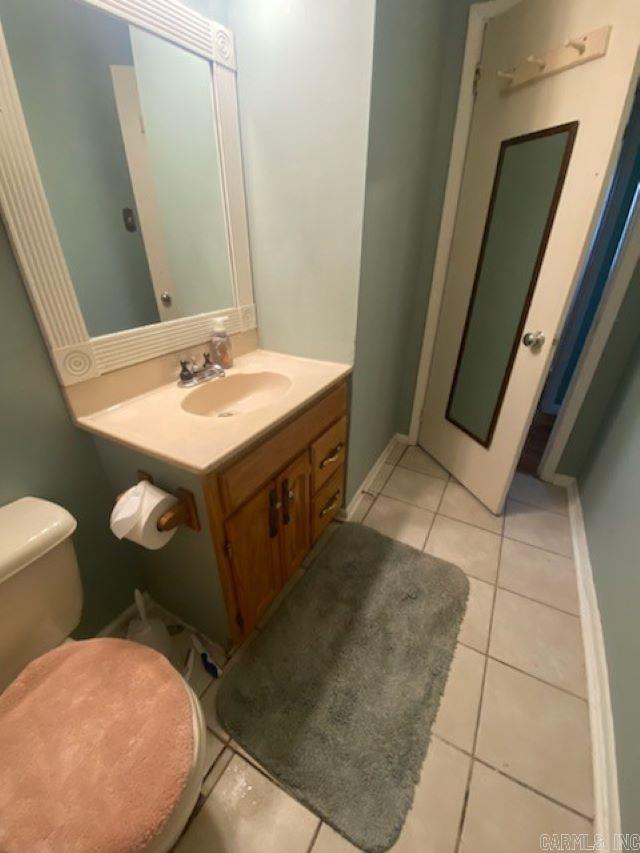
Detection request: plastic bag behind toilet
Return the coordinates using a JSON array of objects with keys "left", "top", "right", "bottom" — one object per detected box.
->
[{"left": 126, "top": 589, "right": 179, "bottom": 667}]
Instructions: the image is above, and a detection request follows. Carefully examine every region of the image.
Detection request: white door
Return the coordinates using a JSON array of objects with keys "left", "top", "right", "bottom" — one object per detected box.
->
[
  {"left": 418, "top": 0, "right": 640, "bottom": 513},
  {"left": 110, "top": 66, "right": 178, "bottom": 322}
]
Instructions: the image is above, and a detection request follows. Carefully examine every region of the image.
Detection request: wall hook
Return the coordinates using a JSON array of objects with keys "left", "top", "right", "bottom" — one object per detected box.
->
[
  {"left": 526, "top": 55, "right": 546, "bottom": 70},
  {"left": 497, "top": 70, "right": 515, "bottom": 81},
  {"left": 565, "top": 37, "right": 586, "bottom": 54}
]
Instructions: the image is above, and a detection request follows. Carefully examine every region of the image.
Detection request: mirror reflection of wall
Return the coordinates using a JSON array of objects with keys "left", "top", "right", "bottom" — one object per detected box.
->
[{"left": 1, "top": 0, "right": 234, "bottom": 337}]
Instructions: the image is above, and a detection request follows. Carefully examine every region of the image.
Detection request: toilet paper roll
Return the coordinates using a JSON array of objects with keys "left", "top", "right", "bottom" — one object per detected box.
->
[{"left": 110, "top": 481, "right": 178, "bottom": 550}]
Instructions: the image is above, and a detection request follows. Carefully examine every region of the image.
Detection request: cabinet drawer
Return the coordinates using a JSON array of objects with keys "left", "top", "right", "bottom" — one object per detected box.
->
[
  {"left": 217, "top": 382, "right": 347, "bottom": 516},
  {"left": 312, "top": 466, "right": 344, "bottom": 543},
  {"left": 311, "top": 416, "right": 347, "bottom": 492}
]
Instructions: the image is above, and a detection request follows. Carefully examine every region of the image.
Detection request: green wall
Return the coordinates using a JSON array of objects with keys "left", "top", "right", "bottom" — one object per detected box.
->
[
  {"left": 0, "top": 220, "right": 140, "bottom": 635},
  {"left": 1, "top": 0, "right": 160, "bottom": 336},
  {"left": 227, "top": 0, "right": 376, "bottom": 364},
  {"left": 91, "top": 440, "right": 230, "bottom": 643},
  {"left": 347, "top": 0, "right": 473, "bottom": 498},
  {"left": 577, "top": 335, "right": 640, "bottom": 832}
]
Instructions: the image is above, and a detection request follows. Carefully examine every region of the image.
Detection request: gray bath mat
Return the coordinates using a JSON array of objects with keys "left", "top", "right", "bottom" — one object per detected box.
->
[{"left": 216, "top": 522, "right": 469, "bottom": 852}]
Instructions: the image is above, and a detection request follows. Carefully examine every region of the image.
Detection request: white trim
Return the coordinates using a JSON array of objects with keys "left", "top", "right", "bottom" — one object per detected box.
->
[
  {"left": 90, "top": 303, "right": 256, "bottom": 373},
  {"left": 76, "top": 0, "right": 236, "bottom": 68},
  {"left": 345, "top": 433, "right": 410, "bottom": 521},
  {"left": 540, "top": 193, "right": 640, "bottom": 480},
  {"left": 212, "top": 63, "right": 255, "bottom": 308},
  {"left": 408, "top": 0, "right": 522, "bottom": 443},
  {"left": 567, "top": 477, "right": 620, "bottom": 849},
  {"left": 0, "top": 4, "right": 254, "bottom": 387}
]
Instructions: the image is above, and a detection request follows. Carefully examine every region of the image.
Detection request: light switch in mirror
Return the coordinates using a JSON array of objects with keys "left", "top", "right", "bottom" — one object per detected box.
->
[{"left": 1, "top": 0, "right": 234, "bottom": 336}]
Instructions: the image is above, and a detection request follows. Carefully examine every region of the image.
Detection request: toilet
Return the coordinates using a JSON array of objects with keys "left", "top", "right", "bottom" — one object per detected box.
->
[{"left": 0, "top": 497, "right": 207, "bottom": 852}]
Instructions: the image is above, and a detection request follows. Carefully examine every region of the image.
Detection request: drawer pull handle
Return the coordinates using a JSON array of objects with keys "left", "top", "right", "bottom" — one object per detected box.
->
[
  {"left": 268, "top": 489, "right": 280, "bottom": 538},
  {"left": 320, "top": 442, "right": 344, "bottom": 469},
  {"left": 282, "top": 479, "right": 293, "bottom": 525},
  {"left": 319, "top": 491, "right": 341, "bottom": 518}
]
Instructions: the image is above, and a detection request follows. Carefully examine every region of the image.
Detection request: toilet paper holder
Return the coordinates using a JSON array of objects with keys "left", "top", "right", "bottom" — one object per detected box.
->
[{"left": 119, "top": 472, "right": 201, "bottom": 533}]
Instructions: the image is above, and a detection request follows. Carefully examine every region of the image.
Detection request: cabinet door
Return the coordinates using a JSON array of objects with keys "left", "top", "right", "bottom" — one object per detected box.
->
[
  {"left": 224, "top": 480, "right": 281, "bottom": 635},
  {"left": 278, "top": 451, "right": 311, "bottom": 582}
]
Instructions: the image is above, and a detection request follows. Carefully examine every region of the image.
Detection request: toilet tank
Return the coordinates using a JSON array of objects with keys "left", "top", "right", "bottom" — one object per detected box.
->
[{"left": 0, "top": 497, "right": 83, "bottom": 692}]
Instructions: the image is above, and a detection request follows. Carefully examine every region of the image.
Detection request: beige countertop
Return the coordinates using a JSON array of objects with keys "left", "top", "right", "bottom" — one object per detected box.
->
[{"left": 76, "top": 350, "right": 351, "bottom": 474}]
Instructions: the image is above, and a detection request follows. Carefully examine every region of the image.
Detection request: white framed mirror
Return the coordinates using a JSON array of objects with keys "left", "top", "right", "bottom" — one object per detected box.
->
[{"left": 0, "top": 0, "right": 254, "bottom": 385}]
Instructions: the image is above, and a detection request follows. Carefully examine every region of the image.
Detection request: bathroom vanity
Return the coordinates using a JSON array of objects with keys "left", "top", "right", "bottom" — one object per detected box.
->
[{"left": 71, "top": 348, "right": 351, "bottom": 643}]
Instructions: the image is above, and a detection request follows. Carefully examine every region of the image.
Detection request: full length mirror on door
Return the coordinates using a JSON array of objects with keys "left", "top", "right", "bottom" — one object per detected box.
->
[{"left": 446, "top": 122, "right": 578, "bottom": 446}]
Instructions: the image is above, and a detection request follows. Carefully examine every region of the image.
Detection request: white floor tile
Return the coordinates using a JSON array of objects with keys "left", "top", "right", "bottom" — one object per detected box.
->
[
  {"left": 508, "top": 473, "right": 568, "bottom": 516},
  {"left": 458, "top": 576, "right": 494, "bottom": 653},
  {"left": 504, "top": 500, "right": 573, "bottom": 557},
  {"left": 178, "top": 755, "right": 319, "bottom": 853},
  {"left": 398, "top": 446, "right": 449, "bottom": 480},
  {"left": 204, "top": 731, "right": 226, "bottom": 777},
  {"left": 350, "top": 493, "right": 375, "bottom": 523},
  {"left": 382, "top": 467, "right": 446, "bottom": 511},
  {"left": 366, "top": 463, "right": 394, "bottom": 494},
  {"left": 425, "top": 515, "right": 501, "bottom": 583},
  {"left": 439, "top": 481, "right": 503, "bottom": 534},
  {"left": 312, "top": 823, "right": 361, "bottom": 852},
  {"left": 490, "top": 589, "right": 587, "bottom": 696},
  {"left": 476, "top": 660, "right": 593, "bottom": 816},
  {"left": 385, "top": 440, "right": 407, "bottom": 467},
  {"left": 391, "top": 739, "right": 470, "bottom": 852},
  {"left": 201, "top": 747, "right": 234, "bottom": 798},
  {"left": 363, "top": 495, "right": 434, "bottom": 549},
  {"left": 460, "top": 761, "right": 592, "bottom": 853},
  {"left": 498, "top": 538, "right": 580, "bottom": 614},
  {"left": 433, "top": 644, "right": 485, "bottom": 752},
  {"left": 200, "top": 679, "right": 228, "bottom": 742}
]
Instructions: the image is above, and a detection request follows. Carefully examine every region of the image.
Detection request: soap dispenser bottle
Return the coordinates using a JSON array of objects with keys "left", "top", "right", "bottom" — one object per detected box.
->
[{"left": 211, "top": 317, "right": 233, "bottom": 369}]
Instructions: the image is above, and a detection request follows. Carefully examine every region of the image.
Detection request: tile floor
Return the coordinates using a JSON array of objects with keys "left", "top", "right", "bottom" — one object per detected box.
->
[{"left": 176, "top": 445, "right": 593, "bottom": 853}]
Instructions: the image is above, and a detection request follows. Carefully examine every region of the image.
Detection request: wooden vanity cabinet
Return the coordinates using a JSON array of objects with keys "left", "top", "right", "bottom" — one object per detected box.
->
[
  {"left": 204, "top": 381, "right": 348, "bottom": 641},
  {"left": 223, "top": 482, "right": 282, "bottom": 635}
]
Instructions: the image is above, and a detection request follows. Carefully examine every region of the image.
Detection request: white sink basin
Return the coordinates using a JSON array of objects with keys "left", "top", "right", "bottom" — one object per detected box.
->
[{"left": 181, "top": 371, "right": 292, "bottom": 417}]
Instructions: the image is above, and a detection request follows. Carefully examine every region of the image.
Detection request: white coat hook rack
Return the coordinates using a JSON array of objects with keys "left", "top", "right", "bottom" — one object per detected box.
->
[
  {"left": 526, "top": 55, "right": 546, "bottom": 70},
  {"left": 565, "top": 38, "right": 586, "bottom": 55},
  {"left": 497, "top": 25, "right": 611, "bottom": 92}
]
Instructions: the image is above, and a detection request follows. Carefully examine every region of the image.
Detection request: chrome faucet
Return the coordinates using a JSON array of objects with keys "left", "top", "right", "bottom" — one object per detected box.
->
[{"left": 178, "top": 353, "right": 225, "bottom": 387}]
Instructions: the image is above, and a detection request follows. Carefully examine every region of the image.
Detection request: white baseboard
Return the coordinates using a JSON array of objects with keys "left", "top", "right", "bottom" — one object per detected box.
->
[
  {"left": 549, "top": 473, "right": 574, "bottom": 489},
  {"left": 566, "top": 478, "right": 620, "bottom": 848},
  {"left": 345, "top": 433, "right": 411, "bottom": 521}
]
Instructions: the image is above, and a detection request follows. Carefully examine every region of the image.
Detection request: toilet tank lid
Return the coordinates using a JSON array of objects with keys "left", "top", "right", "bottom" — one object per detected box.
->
[{"left": 0, "top": 497, "right": 77, "bottom": 584}]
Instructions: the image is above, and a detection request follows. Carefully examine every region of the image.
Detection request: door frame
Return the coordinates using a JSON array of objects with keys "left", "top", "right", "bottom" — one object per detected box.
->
[
  {"left": 409, "top": 0, "right": 640, "bottom": 486},
  {"left": 540, "top": 190, "right": 640, "bottom": 481}
]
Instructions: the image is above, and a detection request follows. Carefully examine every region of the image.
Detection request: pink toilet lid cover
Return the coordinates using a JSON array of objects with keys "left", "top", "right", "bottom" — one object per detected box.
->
[{"left": 0, "top": 637, "right": 194, "bottom": 852}]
